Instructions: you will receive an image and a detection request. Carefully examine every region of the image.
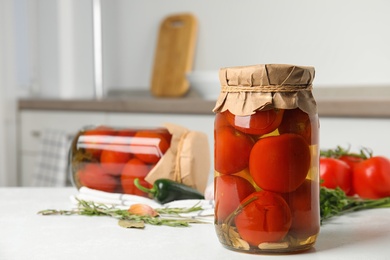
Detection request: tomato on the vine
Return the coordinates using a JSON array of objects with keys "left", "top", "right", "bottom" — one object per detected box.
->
[
  {"left": 249, "top": 133, "right": 310, "bottom": 193},
  {"left": 121, "top": 158, "right": 154, "bottom": 196},
  {"left": 320, "top": 157, "right": 352, "bottom": 195},
  {"left": 223, "top": 109, "right": 284, "bottom": 136},
  {"left": 339, "top": 155, "right": 364, "bottom": 170},
  {"left": 214, "top": 126, "right": 254, "bottom": 174},
  {"left": 214, "top": 175, "right": 256, "bottom": 223},
  {"left": 338, "top": 155, "right": 365, "bottom": 196},
  {"left": 353, "top": 156, "right": 390, "bottom": 199},
  {"left": 282, "top": 179, "right": 320, "bottom": 239},
  {"left": 235, "top": 191, "right": 292, "bottom": 246}
]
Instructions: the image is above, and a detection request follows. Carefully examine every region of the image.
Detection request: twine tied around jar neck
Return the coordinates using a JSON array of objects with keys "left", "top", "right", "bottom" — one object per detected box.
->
[{"left": 221, "top": 84, "right": 313, "bottom": 93}]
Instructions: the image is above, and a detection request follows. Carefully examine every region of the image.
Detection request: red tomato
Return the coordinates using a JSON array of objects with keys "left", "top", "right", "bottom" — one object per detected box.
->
[
  {"left": 223, "top": 109, "right": 284, "bottom": 135},
  {"left": 100, "top": 149, "right": 132, "bottom": 176},
  {"left": 235, "top": 191, "right": 292, "bottom": 246},
  {"left": 77, "top": 163, "right": 118, "bottom": 192},
  {"left": 320, "top": 158, "right": 352, "bottom": 194},
  {"left": 132, "top": 130, "right": 170, "bottom": 164},
  {"left": 214, "top": 175, "right": 256, "bottom": 223},
  {"left": 215, "top": 126, "right": 254, "bottom": 174},
  {"left": 155, "top": 128, "right": 173, "bottom": 145},
  {"left": 214, "top": 111, "right": 231, "bottom": 130},
  {"left": 353, "top": 156, "right": 390, "bottom": 199},
  {"left": 121, "top": 158, "right": 153, "bottom": 196},
  {"left": 116, "top": 129, "right": 137, "bottom": 137},
  {"left": 82, "top": 126, "right": 116, "bottom": 159},
  {"left": 338, "top": 155, "right": 364, "bottom": 196},
  {"left": 249, "top": 133, "right": 310, "bottom": 193},
  {"left": 339, "top": 155, "right": 364, "bottom": 170},
  {"left": 282, "top": 179, "right": 320, "bottom": 239},
  {"left": 278, "top": 108, "right": 318, "bottom": 144}
]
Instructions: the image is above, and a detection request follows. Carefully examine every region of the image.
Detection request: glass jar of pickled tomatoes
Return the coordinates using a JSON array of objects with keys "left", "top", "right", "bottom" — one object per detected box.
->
[
  {"left": 69, "top": 124, "right": 211, "bottom": 198},
  {"left": 69, "top": 125, "right": 173, "bottom": 196},
  {"left": 213, "top": 64, "right": 320, "bottom": 253}
]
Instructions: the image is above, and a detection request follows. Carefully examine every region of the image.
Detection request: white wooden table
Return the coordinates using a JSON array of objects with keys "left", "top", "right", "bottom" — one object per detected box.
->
[{"left": 1, "top": 187, "right": 390, "bottom": 260}]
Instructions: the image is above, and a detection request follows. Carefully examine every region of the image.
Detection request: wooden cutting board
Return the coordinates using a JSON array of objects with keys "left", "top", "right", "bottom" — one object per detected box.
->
[{"left": 150, "top": 13, "right": 197, "bottom": 97}]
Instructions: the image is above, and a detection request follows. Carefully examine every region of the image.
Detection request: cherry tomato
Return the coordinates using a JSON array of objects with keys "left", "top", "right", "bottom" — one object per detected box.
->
[
  {"left": 282, "top": 179, "right": 320, "bottom": 239},
  {"left": 100, "top": 148, "right": 132, "bottom": 176},
  {"left": 121, "top": 158, "right": 153, "bottom": 196},
  {"left": 82, "top": 126, "right": 116, "bottom": 159},
  {"left": 353, "top": 156, "right": 390, "bottom": 199},
  {"left": 235, "top": 191, "right": 292, "bottom": 246},
  {"left": 215, "top": 126, "right": 254, "bottom": 174},
  {"left": 132, "top": 130, "right": 170, "bottom": 164},
  {"left": 278, "top": 108, "right": 317, "bottom": 144},
  {"left": 223, "top": 109, "right": 284, "bottom": 135},
  {"left": 214, "top": 175, "right": 256, "bottom": 223},
  {"left": 320, "top": 157, "right": 352, "bottom": 194},
  {"left": 249, "top": 133, "right": 310, "bottom": 193},
  {"left": 77, "top": 163, "right": 118, "bottom": 193}
]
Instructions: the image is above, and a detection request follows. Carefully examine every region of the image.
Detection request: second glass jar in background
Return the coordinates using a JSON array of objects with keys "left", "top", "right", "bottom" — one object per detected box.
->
[
  {"left": 70, "top": 126, "right": 172, "bottom": 196},
  {"left": 213, "top": 64, "right": 320, "bottom": 253}
]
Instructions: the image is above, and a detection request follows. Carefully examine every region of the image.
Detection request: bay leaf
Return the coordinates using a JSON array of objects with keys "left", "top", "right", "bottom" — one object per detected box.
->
[{"left": 118, "top": 219, "right": 145, "bottom": 229}]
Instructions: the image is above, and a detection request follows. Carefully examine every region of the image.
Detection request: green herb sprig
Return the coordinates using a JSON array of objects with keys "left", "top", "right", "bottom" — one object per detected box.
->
[
  {"left": 320, "top": 145, "right": 372, "bottom": 159},
  {"left": 38, "top": 199, "right": 205, "bottom": 228},
  {"left": 320, "top": 186, "right": 390, "bottom": 223}
]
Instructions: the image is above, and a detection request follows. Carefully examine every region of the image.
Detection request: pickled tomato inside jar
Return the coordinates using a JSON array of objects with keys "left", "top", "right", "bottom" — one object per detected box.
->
[
  {"left": 70, "top": 126, "right": 172, "bottom": 196},
  {"left": 214, "top": 107, "right": 319, "bottom": 249},
  {"left": 223, "top": 108, "right": 284, "bottom": 136}
]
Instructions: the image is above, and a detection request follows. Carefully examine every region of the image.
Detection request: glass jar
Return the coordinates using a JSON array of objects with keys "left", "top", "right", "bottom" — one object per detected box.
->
[
  {"left": 69, "top": 125, "right": 172, "bottom": 196},
  {"left": 69, "top": 123, "right": 211, "bottom": 198},
  {"left": 213, "top": 64, "right": 320, "bottom": 253}
]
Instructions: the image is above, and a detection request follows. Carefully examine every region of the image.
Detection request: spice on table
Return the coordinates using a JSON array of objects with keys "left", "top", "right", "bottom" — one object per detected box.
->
[{"left": 134, "top": 178, "right": 205, "bottom": 204}]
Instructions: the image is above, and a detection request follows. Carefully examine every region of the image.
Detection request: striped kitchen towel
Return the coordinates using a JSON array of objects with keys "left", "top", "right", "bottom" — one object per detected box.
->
[{"left": 31, "top": 129, "right": 73, "bottom": 187}]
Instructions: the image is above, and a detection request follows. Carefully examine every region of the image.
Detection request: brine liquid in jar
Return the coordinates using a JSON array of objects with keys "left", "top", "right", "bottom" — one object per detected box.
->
[{"left": 213, "top": 64, "right": 320, "bottom": 254}]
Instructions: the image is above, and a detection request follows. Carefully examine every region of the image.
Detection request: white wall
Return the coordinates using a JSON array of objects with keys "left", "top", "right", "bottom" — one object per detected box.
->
[
  {"left": 320, "top": 118, "right": 390, "bottom": 158},
  {"left": 15, "top": 0, "right": 390, "bottom": 98},
  {"left": 0, "top": 0, "right": 18, "bottom": 186},
  {"left": 102, "top": 0, "right": 390, "bottom": 91},
  {"left": 5, "top": 0, "right": 390, "bottom": 187}
]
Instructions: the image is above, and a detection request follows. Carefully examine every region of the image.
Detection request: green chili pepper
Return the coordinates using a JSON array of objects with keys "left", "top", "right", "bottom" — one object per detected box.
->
[{"left": 134, "top": 178, "right": 205, "bottom": 204}]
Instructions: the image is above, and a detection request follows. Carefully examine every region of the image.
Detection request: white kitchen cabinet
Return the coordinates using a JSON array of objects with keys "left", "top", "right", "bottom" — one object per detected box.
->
[
  {"left": 18, "top": 110, "right": 107, "bottom": 186},
  {"left": 18, "top": 110, "right": 215, "bottom": 186},
  {"left": 18, "top": 109, "right": 390, "bottom": 187}
]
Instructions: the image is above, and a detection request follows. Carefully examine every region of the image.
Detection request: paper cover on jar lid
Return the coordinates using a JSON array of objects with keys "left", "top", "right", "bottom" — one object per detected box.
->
[
  {"left": 145, "top": 123, "right": 210, "bottom": 194},
  {"left": 213, "top": 64, "right": 317, "bottom": 116}
]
